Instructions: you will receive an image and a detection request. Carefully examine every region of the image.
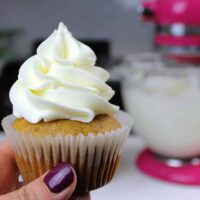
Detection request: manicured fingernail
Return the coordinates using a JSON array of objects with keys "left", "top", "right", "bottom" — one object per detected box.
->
[{"left": 44, "top": 162, "right": 74, "bottom": 193}]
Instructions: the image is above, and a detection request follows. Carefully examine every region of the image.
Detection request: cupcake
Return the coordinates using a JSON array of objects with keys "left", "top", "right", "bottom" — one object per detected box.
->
[{"left": 2, "top": 22, "right": 133, "bottom": 194}]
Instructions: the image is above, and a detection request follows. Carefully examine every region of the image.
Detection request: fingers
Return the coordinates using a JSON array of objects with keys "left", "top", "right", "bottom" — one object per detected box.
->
[
  {"left": 0, "top": 141, "right": 18, "bottom": 194},
  {"left": 0, "top": 162, "right": 77, "bottom": 200},
  {"left": 0, "top": 141, "right": 15, "bottom": 160}
]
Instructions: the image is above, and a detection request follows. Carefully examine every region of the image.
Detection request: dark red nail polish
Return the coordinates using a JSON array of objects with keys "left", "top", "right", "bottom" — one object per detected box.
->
[{"left": 44, "top": 162, "right": 74, "bottom": 193}]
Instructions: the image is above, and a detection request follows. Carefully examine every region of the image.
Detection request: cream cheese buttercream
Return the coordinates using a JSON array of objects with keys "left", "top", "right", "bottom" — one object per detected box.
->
[{"left": 10, "top": 22, "right": 118, "bottom": 123}]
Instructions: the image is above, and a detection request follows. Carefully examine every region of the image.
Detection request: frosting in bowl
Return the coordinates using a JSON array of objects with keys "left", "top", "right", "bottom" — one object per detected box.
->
[{"left": 10, "top": 22, "right": 118, "bottom": 123}]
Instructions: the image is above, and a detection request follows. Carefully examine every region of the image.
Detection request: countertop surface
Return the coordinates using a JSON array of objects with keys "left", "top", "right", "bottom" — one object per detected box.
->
[{"left": 1, "top": 134, "right": 200, "bottom": 200}]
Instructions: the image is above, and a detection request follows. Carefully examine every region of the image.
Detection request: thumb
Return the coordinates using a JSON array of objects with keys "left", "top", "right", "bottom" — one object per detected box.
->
[{"left": 1, "top": 162, "right": 77, "bottom": 200}]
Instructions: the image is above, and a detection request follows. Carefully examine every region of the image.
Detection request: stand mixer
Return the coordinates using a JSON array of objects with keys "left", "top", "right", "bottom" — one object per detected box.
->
[
  {"left": 121, "top": 0, "right": 200, "bottom": 185},
  {"left": 121, "top": 62, "right": 200, "bottom": 185},
  {"left": 139, "top": 0, "right": 200, "bottom": 64}
]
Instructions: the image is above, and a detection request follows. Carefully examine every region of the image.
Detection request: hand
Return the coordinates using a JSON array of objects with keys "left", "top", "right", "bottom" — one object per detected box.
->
[{"left": 0, "top": 141, "right": 90, "bottom": 200}]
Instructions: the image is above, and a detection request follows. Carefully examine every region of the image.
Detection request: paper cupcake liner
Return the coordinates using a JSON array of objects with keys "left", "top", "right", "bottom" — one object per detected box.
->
[{"left": 2, "top": 111, "right": 133, "bottom": 194}]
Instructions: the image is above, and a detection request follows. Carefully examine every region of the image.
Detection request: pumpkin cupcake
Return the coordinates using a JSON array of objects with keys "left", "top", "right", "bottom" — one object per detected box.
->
[{"left": 2, "top": 22, "right": 133, "bottom": 194}]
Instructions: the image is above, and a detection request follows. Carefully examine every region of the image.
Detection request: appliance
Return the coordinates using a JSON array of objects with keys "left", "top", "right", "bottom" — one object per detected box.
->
[
  {"left": 139, "top": 0, "right": 200, "bottom": 63},
  {"left": 121, "top": 64, "right": 200, "bottom": 185}
]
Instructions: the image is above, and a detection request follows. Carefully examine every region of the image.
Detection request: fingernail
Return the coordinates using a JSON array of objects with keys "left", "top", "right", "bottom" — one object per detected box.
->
[{"left": 44, "top": 162, "right": 74, "bottom": 193}]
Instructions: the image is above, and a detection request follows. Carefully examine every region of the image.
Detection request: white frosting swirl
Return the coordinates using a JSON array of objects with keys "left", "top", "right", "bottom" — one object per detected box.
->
[{"left": 10, "top": 22, "right": 119, "bottom": 123}]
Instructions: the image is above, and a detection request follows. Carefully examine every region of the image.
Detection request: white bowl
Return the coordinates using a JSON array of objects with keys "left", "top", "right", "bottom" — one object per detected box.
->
[{"left": 122, "top": 67, "right": 200, "bottom": 158}]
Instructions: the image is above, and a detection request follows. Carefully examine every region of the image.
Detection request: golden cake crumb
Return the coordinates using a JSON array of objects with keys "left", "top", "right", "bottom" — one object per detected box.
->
[{"left": 13, "top": 115, "right": 121, "bottom": 136}]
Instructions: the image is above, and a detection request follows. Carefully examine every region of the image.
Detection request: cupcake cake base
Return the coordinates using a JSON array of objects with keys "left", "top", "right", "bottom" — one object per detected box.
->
[{"left": 2, "top": 111, "right": 133, "bottom": 194}]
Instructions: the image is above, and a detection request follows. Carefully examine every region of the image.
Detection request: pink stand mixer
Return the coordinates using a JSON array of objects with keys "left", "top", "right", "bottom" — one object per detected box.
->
[
  {"left": 122, "top": 56, "right": 200, "bottom": 188},
  {"left": 139, "top": 0, "right": 200, "bottom": 63},
  {"left": 121, "top": 65, "right": 200, "bottom": 185},
  {"left": 130, "top": 0, "right": 200, "bottom": 185}
]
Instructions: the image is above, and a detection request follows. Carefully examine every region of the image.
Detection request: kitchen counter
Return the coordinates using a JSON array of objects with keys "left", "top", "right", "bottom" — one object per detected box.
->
[{"left": 1, "top": 134, "right": 200, "bottom": 200}]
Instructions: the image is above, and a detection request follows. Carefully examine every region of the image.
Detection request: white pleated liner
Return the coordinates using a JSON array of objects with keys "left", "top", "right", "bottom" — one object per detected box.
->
[{"left": 2, "top": 111, "right": 133, "bottom": 192}]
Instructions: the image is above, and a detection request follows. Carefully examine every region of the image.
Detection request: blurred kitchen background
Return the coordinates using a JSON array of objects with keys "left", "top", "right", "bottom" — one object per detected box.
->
[{"left": 0, "top": 0, "right": 153, "bottom": 58}]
